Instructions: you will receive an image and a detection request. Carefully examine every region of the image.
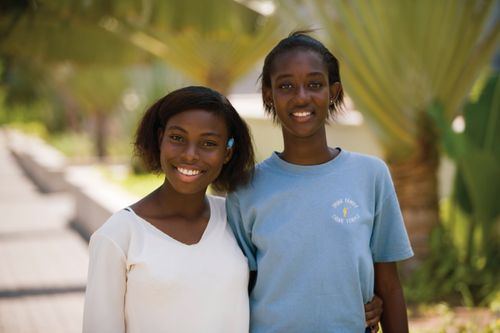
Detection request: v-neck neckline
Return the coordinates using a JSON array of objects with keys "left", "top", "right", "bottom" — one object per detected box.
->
[{"left": 126, "top": 196, "right": 218, "bottom": 248}]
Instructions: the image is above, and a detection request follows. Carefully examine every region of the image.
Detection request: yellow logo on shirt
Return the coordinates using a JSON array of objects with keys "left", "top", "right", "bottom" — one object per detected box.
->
[{"left": 331, "top": 198, "right": 360, "bottom": 224}]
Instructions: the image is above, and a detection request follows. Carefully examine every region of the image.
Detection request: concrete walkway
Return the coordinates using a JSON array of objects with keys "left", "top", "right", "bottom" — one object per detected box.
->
[{"left": 0, "top": 132, "right": 88, "bottom": 333}]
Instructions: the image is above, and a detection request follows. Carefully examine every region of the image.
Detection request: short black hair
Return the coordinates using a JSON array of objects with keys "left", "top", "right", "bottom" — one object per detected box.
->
[
  {"left": 134, "top": 86, "right": 254, "bottom": 192},
  {"left": 260, "top": 30, "right": 344, "bottom": 120}
]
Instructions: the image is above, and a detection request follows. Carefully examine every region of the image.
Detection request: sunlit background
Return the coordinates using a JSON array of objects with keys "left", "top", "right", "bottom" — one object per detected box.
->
[{"left": 0, "top": 1, "right": 499, "bottom": 332}]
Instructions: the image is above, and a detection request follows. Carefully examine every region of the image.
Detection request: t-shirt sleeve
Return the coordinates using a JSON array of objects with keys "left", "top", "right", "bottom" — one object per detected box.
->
[
  {"left": 226, "top": 192, "right": 257, "bottom": 271},
  {"left": 83, "top": 233, "right": 127, "bottom": 333},
  {"left": 370, "top": 165, "right": 414, "bottom": 262}
]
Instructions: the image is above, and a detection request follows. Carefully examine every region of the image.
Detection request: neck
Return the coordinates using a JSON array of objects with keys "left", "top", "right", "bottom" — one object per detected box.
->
[
  {"left": 280, "top": 128, "right": 336, "bottom": 165},
  {"left": 154, "top": 182, "right": 208, "bottom": 220}
]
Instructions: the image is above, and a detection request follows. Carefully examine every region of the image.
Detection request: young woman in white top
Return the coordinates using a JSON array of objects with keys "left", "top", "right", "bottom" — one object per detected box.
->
[{"left": 83, "top": 86, "right": 255, "bottom": 333}]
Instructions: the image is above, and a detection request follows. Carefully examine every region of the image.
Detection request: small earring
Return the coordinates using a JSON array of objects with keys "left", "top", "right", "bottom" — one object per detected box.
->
[{"left": 227, "top": 137, "right": 235, "bottom": 149}]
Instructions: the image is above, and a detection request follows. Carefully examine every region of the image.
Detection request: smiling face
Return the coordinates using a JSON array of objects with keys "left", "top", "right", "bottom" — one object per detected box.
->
[
  {"left": 264, "top": 49, "right": 340, "bottom": 141},
  {"left": 158, "top": 109, "right": 232, "bottom": 195}
]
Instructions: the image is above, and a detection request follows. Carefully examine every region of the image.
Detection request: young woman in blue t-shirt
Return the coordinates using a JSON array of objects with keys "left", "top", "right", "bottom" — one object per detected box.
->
[{"left": 226, "top": 31, "right": 413, "bottom": 333}]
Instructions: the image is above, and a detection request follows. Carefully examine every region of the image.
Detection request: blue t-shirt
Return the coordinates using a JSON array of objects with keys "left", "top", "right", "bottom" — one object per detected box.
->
[{"left": 226, "top": 149, "right": 413, "bottom": 333}]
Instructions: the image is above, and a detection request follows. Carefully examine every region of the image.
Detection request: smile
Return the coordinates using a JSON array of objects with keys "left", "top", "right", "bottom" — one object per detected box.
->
[
  {"left": 292, "top": 111, "right": 312, "bottom": 117},
  {"left": 176, "top": 167, "right": 201, "bottom": 176}
]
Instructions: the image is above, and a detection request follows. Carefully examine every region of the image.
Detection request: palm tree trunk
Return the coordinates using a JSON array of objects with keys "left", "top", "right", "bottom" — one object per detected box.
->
[
  {"left": 388, "top": 132, "right": 440, "bottom": 268},
  {"left": 94, "top": 112, "right": 108, "bottom": 161},
  {"left": 207, "top": 69, "right": 230, "bottom": 96}
]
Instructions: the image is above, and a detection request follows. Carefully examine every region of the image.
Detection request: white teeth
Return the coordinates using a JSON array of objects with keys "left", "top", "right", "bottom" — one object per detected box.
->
[
  {"left": 293, "top": 112, "right": 311, "bottom": 117},
  {"left": 177, "top": 167, "right": 201, "bottom": 176}
]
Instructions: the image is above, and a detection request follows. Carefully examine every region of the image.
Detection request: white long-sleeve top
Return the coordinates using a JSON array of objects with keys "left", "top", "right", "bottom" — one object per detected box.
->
[{"left": 83, "top": 195, "right": 249, "bottom": 333}]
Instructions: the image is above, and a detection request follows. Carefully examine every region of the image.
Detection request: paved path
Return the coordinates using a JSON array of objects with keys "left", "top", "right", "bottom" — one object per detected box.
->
[{"left": 0, "top": 132, "right": 88, "bottom": 333}]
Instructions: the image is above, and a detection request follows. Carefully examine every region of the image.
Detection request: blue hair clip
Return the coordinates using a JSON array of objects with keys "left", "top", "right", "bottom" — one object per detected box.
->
[{"left": 227, "top": 137, "right": 235, "bottom": 148}]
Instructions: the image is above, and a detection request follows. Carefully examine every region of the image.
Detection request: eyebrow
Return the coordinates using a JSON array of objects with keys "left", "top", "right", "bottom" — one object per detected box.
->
[
  {"left": 165, "top": 125, "right": 223, "bottom": 138},
  {"left": 165, "top": 125, "right": 187, "bottom": 132},
  {"left": 274, "top": 72, "right": 326, "bottom": 81}
]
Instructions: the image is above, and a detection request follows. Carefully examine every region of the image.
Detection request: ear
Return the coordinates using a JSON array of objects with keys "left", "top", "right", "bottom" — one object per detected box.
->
[
  {"left": 263, "top": 87, "right": 273, "bottom": 107},
  {"left": 224, "top": 145, "right": 234, "bottom": 164},
  {"left": 329, "top": 82, "right": 342, "bottom": 102}
]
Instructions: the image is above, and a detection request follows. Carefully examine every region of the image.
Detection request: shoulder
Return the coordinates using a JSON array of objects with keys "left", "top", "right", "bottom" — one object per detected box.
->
[
  {"left": 226, "top": 156, "right": 272, "bottom": 197},
  {"left": 255, "top": 154, "right": 277, "bottom": 174},
  {"left": 228, "top": 161, "right": 273, "bottom": 201},
  {"left": 94, "top": 209, "right": 135, "bottom": 236},
  {"left": 341, "top": 150, "right": 390, "bottom": 176},
  {"left": 207, "top": 194, "right": 225, "bottom": 205},
  {"left": 90, "top": 209, "right": 136, "bottom": 252},
  {"left": 207, "top": 194, "right": 226, "bottom": 216},
  {"left": 344, "top": 150, "right": 387, "bottom": 167}
]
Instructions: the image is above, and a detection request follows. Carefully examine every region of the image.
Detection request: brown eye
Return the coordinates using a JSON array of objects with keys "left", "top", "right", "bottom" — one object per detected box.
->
[
  {"left": 169, "top": 135, "right": 184, "bottom": 142},
  {"left": 309, "top": 82, "right": 322, "bottom": 89},
  {"left": 278, "top": 83, "right": 293, "bottom": 90},
  {"left": 201, "top": 140, "right": 218, "bottom": 148}
]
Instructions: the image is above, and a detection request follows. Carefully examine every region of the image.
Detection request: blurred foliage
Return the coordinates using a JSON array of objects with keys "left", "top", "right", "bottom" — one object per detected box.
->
[
  {"left": 101, "top": 166, "right": 163, "bottom": 197},
  {"left": 47, "top": 131, "right": 96, "bottom": 159},
  {"left": 0, "top": 0, "right": 283, "bottom": 160},
  {"left": 97, "top": 0, "right": 283, "bottom": 94},
  {"left": 406, "top": 73, "right": 500, "bottom": 307},
  {"left": 405, "top": 202, "right": 499, "bottom": 307},
  {"left": 286, "top": 0, "right": 500, "bottom": 156},
  {"left": 0, "top": 0, "right": 147, "bottom": 159},
  {"left": 4, "top": 121, "right": 49, "bottom": 140},
  {"left": 0, "top": 0, "right": 144, "bottom": 66},
  {"left": 66, "top": 66, "right": 129, "bottom": 159}
]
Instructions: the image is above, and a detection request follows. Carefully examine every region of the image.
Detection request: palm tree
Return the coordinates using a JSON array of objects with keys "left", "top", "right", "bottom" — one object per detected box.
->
[
  {"left": 64, "top": 65, "right": 129, "bottom": 160},
  {"left": 0, "top": 0, "right": 145, "bottom": 158},
  {"left": 97, "top": 0, "right": 284, "bottom": 94},
  {"left": 281, "top": 0, "right": 500, "bottom": 262}
]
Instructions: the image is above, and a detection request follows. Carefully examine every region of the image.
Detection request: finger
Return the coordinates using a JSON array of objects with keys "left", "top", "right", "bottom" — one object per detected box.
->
[
  {"left": 364, "top": 302, "right": 375, "bottom": 311},
  {"left": 366, "top": 319, "right": 379, "bottom": 327},
  {"left": 372, "top": 294, "right": 383, "bottom": 307},
  {"left": 366, "top": 316, "right": 380, "bottom": 328},
  {"left": 364, "top": 307, "right": 382, "bottom": 321},
  {"left": 364, "top": 301, "right": 383, "bottom": 318}
]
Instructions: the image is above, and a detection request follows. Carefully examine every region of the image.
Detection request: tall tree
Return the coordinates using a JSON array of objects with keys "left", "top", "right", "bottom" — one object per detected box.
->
[
  {"left": 64, "top": 65, "right": 129, "bottom": 159},
  {"left": 97, "top": 0, "right": 284, "bottom": 94},
  {"left": 281, "top": 0, "right": 500, "bottom": 262},
  {"left": 0, "top": 1, "right": 141, "bottom": 66},
  {"left": 0, "top": 0, "right": 146, "bottom": 157}
]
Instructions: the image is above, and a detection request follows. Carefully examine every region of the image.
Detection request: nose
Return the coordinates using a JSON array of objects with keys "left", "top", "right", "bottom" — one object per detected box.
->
[
  {"left": 294, "top": 85, "right": 309, "bottom": 104},
  {"left": 180, "top": 143, "right": 199, "bottom": 163}
]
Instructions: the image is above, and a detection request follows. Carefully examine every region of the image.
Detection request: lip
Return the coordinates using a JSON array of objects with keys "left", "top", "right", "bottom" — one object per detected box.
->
[
  {"left": 290, "top": 110, "right": 314, "bottom": 122},
  {"left": 177, "top": 166, "right": 201, "bottom": 176},
  {"left": 173, "top": 165, "right": 205, "bottom": 182}
]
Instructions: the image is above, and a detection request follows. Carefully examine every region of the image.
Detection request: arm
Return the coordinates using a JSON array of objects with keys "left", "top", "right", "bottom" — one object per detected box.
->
[
  {"left": 83, "top": 234, "right": 127, "bottom": 333},
  {"left": 374, "top": 262, "right": 409, "bottom": 333},
  {"left": 226, "top": 192, "right": 259, "bottom": 294},
  {"left": 226, "top": 192, "right": 257, "bottom": 271}
]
